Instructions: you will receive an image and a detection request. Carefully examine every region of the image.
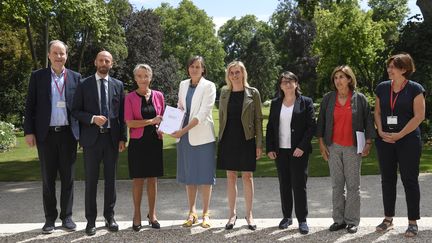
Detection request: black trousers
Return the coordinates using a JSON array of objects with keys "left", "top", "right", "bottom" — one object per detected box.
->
[
  {"left": 375, "top": 134, "right": 422, "bottom": 220},
  {"left": 275, "top": 148, "right": 309, "bottom": 222},
  {"left": 36, "top": 128, "right": 77, "bottom": 222},
  {"left": 83, "top": 133, "right": 118, "bottom": 225}
]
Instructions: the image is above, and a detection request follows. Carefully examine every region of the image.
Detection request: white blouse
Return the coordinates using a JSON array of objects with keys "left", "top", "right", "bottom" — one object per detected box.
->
[{"left": 279, "top": 103, "right": 294, "bottom": 149}]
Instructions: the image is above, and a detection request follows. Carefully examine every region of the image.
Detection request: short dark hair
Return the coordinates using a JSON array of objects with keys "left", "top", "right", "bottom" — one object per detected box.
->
[
  {"left": 387, "top": 53, "right": 416, "bottom": 79},
  {"left": 277, "top": 71, "right": 302, "bottom": 98},
  {"left": 48, "top": 40, "right": 68, "bottom": 54},
  {"left": 187, "top": 56, "right": 206, "bottom": 77}
]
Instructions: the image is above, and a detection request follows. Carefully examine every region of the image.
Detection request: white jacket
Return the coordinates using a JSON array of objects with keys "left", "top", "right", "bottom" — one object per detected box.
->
[{"left": 177, "top": 77, "right": 216, "bottom": 146}]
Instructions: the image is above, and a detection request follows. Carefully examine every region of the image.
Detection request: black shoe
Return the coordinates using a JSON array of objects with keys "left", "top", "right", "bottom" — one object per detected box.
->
[
  {"left": 132, "top": 223, "right": 142, "bottom": 232},
  {"left": 347, "top": 224, "right": 358, "bottom": 233},
  {"left": 147, "top": 214, "right": 160, "bottom": 229},
  {"left": 42, "top": 221, "right": 55, "bottom": 234},
  {"left": 225, "top": 215, "right": 237, "bottom": 230},
  {"left": 245, "top": 217, "right": 257, "bottom": 231},
  {"left": 85, "top": 224, "right": 96, "bottom": 236},
  {"left": 61, "top": 217, "right": 76, "bottom": 231},
  {"left": 105, "top": 218, "right": 119, "bottom": 232},
  {"left": 329, "top": 222, "right": 347, "bottom": 231},
  {"left": 299, "top": 222, "right": 309, "bottom": 234},
  {"left": 278, "top": 218, "right": 293, "bottom": 229}
]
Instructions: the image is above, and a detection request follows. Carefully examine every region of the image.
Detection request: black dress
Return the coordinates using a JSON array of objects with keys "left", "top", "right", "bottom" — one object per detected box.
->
[
  {"left": 217, "top": 91, "right": 256, "bottom": 172},
  {"left": 128, "top": 92, "right": 163, "bottom": 178}
]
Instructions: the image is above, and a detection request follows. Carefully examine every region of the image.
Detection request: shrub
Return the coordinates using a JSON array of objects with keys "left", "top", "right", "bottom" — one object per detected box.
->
[{"left": 0, "top": 121, "right": 16, "bottom": 152}]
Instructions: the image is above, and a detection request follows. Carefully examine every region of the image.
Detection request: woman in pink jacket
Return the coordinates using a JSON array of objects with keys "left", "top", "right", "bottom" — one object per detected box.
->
[{"left": 124, "top": 64, "right": 165, "bottom": 231}]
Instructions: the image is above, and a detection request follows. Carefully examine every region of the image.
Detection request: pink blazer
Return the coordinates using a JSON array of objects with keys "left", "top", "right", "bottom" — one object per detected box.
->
[{"left": 124, "top": 90, "right": 165, "bottom": 139}]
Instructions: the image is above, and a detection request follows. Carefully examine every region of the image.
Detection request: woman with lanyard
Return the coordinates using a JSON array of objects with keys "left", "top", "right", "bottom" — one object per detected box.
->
[{"left": 374, "top": 53, "right": 426, "bottom": 238}]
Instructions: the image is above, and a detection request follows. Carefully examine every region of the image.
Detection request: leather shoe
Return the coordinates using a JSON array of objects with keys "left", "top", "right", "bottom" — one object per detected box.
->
[
  {"left": 347, "top": 224, "right": 358, "bottom": 233},
  {"left": 329, "top": 222, "right": 347, "bottom": 231},
  {"left": 105, "top": 218, "right": 119, "bottom": 232},
  {"left": 42, "top": 221, "right": 55, "bottom": 234},
  {"left": 61, "top": 217, "right": 76, "bottom": 231},
  {"left": 278, "top": 218, "right": 293, "bottom": 229},
  {"left": 299, "top": 222, "right": 309, "bottom": 234},
  {"left": 85, "top": 224, "right": 96, "bottom": 236}
]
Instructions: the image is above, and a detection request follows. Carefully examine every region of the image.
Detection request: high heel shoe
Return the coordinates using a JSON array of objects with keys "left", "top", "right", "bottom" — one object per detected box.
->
[
  {"left": 182, "top": 212, "right": 198, "bottom": 227},
  {"left": 225, "top": 215, "right": 237, "bottom": 230},
  {"left": 132, "top": 223, "right": 142, "bottom": 232},
  {"left": 147, "top": 214, "right": 160, "bottom": 229},
  {"left": 245, "top": 217, "right": 257, "bottom": 231},
  {"left": 132, "top": 217, "right": 142, "bottom": 232},
  {"left": 201, "top": 213, "right": 211, "bottom": 228}
]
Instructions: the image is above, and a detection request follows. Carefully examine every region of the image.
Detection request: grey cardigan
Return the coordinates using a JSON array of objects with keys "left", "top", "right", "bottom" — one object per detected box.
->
[{"left": 316, "top": 91, "right": 376, "bottom": 146}]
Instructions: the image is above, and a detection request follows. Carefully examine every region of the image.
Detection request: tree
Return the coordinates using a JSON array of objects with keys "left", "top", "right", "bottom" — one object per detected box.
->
[
  {"left": 312, "top": 1, "right": 385, "bottom": 94},
  {"left": 218, "top": 15, "right": 269, "bottom": 64},
  {"left": 393, "top": 19, "right": 432, "bottom": 139},
  {"left": 0, "top": 26, "right": 32, "bottom": 124},
  {"left": 114, "top": 9, "right": 180, "bottom": 106},
  {"left": 243, "top": 32, "right": 281, "bottom": 101},
  {"left": 270, "top": 0, "right": 318, "bottom": 97},
  {"left": 418, "top": 0, "right": 432, "bottom": 22},
  {"left": 154, "top": 0, "right": 226, "bottom": 87}
]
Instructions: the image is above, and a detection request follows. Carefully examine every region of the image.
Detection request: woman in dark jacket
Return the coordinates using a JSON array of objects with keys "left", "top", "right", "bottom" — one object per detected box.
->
[
  {"left": 266, "top": 71, "right": 316, "bottom": 234},
  {"left": 316, "top": 65, "right": 375, "bottom": 234}
]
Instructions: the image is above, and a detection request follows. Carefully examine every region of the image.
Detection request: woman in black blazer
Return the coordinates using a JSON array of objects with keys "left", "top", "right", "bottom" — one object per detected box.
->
[{"left": 266, "top": 71, "right": 316, "bottom": 234}]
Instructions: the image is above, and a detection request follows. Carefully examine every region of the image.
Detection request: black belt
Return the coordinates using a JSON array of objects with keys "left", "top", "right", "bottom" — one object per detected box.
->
[
  {"left": 48, "top": 126, "right": 69, "bottom": 132},
  {"left": 99, "top": 127, "right": 110, "bottom": 134}
]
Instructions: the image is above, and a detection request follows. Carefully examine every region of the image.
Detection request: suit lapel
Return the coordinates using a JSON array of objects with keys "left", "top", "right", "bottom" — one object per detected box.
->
[
  {"left": 291, "top": 96, "right": 301, "bottom": 124},
  {"left": 274, "top": 98, "right": 282, "bottom": 130},
  {"left": 44, "top": 68, "right": 52, "bottom": 102},
  {"left": 89, "top": 75, "right": 100, "bottom": 113},
  {"left": 190, "top": 77, "right": 204, "bottom": 116},
  {"left": 108, "top": 77, "right": 114, "bottom": 115}
]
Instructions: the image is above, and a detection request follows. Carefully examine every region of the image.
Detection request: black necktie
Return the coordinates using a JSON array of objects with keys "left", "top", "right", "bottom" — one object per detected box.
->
[{"left": 100, "top": 78, "right": 108, "bottom": 128}]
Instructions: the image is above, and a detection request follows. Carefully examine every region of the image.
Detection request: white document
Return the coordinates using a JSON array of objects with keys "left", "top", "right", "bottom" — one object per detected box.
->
[
  {"left": 356, "top": 131, "right": 365, "bottom": 154},
  {"left": 158, "top": 106, "right": 185, "bottom": 134}
]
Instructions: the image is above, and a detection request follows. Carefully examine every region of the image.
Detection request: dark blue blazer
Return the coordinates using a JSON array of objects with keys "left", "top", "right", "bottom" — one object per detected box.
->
[
  {"left": 72, "top": 75, "right": 127, "bottom": 147},
  {"left": 24, "top": 68, "right": 81, "bottom": 142},
  {"left": 266, "top": 95, "right": 316, "bottom": 154}
]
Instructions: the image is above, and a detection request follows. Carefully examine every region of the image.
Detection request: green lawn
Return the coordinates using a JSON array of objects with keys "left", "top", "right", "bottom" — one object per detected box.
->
[{"left": 1, "top": 107, "right": 431, "bottom": 181}]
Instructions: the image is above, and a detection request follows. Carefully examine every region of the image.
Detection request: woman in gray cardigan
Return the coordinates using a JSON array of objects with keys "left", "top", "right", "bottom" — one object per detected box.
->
[{"left": 316, "top": 65, "right": 375, "bottom": 234}]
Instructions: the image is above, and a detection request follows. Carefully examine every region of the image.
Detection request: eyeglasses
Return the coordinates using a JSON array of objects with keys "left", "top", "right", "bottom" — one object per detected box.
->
[{"left": 280, "top": 77, "right": 296, "bottom": 85}]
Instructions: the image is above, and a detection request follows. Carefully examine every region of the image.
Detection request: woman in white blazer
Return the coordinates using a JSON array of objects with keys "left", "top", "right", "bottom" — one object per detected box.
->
[{"left": 170, "top": 56, "right": 216, "bottom": 228}]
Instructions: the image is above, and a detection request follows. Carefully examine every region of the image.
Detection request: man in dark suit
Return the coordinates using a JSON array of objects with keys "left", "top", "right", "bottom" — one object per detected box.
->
[
  {"left": 24, "top": 40, "right": 81, "bottom": 234},
  {"left": 72, "top": 50, "right": 126, "bottom": 236}
]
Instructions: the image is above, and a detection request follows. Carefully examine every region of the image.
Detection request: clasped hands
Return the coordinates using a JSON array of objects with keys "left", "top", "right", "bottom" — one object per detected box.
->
[{"left": 379, "top": 130, "right": 402, "bottom": 143}]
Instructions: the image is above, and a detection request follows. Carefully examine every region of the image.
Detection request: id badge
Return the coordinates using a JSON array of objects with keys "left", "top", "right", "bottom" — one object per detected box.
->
[
  {"left": 387, "top": 116, "right": 398, "bottom": 125},
  {"left": 57, "top": 101, "right": 66, "bottom": 108}
]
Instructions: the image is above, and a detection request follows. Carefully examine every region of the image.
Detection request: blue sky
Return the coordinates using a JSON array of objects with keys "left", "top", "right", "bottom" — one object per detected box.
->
[{"left": 129, "top": 0, "right": 422, "bottom": 31}]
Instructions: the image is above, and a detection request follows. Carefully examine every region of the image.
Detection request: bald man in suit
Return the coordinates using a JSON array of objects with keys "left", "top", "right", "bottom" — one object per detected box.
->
[{"left": 72, "top": 51, "right": 127, "bottom": 236}]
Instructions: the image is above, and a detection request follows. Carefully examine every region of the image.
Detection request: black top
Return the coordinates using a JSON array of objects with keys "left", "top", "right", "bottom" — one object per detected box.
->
[
  {"left": 137, "top": 92, "right": 157, "bottom": 135},
  {"left": 375, "top": 80, "right": 425, "bottom": 135}
]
